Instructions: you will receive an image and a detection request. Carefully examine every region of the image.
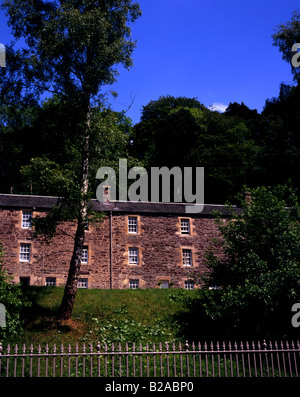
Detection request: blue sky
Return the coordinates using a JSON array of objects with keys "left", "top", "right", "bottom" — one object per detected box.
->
[{"left": 0, "top": 0, "right": 299, "bottom": 124}]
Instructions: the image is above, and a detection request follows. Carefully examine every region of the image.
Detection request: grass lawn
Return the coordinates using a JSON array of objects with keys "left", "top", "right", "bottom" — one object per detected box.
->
[{"left": 3, "top": 287, "right": 201, "bottom": 347}]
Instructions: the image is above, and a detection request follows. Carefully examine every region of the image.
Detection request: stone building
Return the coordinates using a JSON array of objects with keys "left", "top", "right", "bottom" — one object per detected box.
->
[{"left": 0, "top": 194, "right": 233, "bottom": 290}]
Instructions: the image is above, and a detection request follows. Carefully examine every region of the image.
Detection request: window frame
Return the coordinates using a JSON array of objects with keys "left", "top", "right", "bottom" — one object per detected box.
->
[
  {"left": 184, "top": 280, "right": 195, "bottom": 290},
  {"left": 129, "top": 279, "right": 139, "bottom": 289},
  {"left": 78, "top": 278, "right": 88, "bottom": 289},
  {"left": 21, "top": 211, "right": 33, "bottom": 229},
  {"left": 180, "top": 218, "right": 190, "bottom": 235},
  {"left": 182, "top": 248, "right": 193, "bottom": 267},
  {"left": 128, "top": 216, "right": 138, "bottom": 234},
  {"left": 128, "top": 247, "right": 139, "bottom": 265},
  {"left": 45, "top": 277, "right": 56, "bottom": 287},
  {"left": 19, "top": 243, "right": 31, "bottom": 262},
  {"left": 81, "top": 246, "right": 89, "bottom": 264}
]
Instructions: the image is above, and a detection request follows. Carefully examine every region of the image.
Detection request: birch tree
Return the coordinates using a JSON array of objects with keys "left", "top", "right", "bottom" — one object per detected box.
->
[{"left": 2, "top": 0, "right": 141, "bottom": 319}]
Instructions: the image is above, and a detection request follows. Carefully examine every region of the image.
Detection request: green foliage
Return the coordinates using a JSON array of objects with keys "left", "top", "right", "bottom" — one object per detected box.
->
[
  {"left": 201, "top": 184, "right": 300, "bottom": 337},
  {"left": 0, "top": 243, "right": 31, "bottom": 339},
  {"left": 272, "top": 10, "right": 300, "bottom": 82},
  {"left": 131, "top": 95, "right": 261, "bottom": 203}
]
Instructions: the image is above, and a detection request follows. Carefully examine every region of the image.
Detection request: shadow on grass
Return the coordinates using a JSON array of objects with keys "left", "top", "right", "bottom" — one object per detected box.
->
[
  {"left": 168, "top": 291, "right": 299, "bottom": 342},
  {"left": 21, "top": 286, "right": 70, "bottom": 333}
]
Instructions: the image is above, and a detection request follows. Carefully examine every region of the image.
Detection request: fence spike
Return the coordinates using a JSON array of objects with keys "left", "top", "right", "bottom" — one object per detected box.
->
[
  {"left": 258, "top": 341, "right": 261, "bottom": 350},
  {"left": 269, "top": 341, "right": 273, "bottom": 349},
  {"left": 286, "top": 340, "right": 290, "bottom": 349}
]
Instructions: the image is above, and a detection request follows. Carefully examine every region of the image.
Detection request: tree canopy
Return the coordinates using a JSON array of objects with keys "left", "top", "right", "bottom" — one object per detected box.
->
[{"left": 201, "top": 184, "right": 300, "bottom": 337}]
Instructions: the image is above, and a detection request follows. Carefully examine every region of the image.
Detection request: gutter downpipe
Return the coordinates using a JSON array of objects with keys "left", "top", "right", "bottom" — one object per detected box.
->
[{"left": 109, "top": 210, "right": 113, "bottom": 289}]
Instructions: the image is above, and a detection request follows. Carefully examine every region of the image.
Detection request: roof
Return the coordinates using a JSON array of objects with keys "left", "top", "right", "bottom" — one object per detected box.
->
[{"left": 0, "top": 194, "right": 239, "bottom": 217}]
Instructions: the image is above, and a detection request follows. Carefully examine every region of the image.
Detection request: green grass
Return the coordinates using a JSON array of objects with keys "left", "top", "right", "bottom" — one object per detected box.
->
[{"left": 3, "top": 287, "right": 199, "bottom": 347}]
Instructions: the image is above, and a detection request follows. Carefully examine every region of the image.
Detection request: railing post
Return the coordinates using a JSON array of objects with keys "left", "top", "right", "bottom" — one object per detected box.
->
[
  {"left": 0, "top": 342, "right": 2, "bottom": 375},
  {"left": 186, "top": 341, "right": 190, "bottom": 377},
  {"left": 263, "top": 340, "right": 269, "bottom": 377}
]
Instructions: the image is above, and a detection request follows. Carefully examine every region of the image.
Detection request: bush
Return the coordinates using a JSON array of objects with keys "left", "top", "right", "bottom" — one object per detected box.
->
[
  {"left": 0, "top": 242, "right": 31, "bottom": 339},
  {"left": 200, "top": 184, "right": 300, "bottom": 338}
]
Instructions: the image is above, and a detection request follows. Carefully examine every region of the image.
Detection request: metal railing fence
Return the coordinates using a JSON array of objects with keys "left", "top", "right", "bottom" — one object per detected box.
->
[{"left": 0, "top": 340, "right": 299, "bottom": 378}]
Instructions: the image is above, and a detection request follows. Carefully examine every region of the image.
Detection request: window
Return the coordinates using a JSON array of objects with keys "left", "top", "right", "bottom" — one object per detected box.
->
[
  {"left": 19, "top": 277, "right": 30, "bottom": 287},
  {"left": 128, "top": 217, "right": 138, "bottom": 233},
  {"left": 22, "top": 211, "right": 32, "bottom": 229},
  {"left": 159, "top": 280, "right": 169, "bottom": 289},
  {"left": 19, "top": 243, "right": 31, "bottom": 262},
  {"left": 45, "top": 277, "right": 56, "bottom": 287},
  {"left": 129, "top": 279, "right": 139, "bottom": 289},
  {"left": 78, "top": 278, "right": 88, "bottom": 289},
  {"left": 180, "top": 218, "right": 190, "bottom": 235},
  {"left": 81, "top": 247, "right": 88, "bottom": 264},
  {"left": 184, "top": 280, "right": 195, "bottom": 290},
  {"left": 182, "top": 249, "right": 192, "bottom": 267},
  {"left": 129, "top": 247, "right": 139, "bottom": 265}
]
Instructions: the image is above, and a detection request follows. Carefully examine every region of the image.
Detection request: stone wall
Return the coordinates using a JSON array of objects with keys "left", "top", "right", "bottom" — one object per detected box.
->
[{"left": 0, "top": 195, "right": 227, "bottom": 289}]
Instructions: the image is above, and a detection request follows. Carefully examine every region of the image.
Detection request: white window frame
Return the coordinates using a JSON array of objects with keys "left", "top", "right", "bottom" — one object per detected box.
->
[
  {"left": 129, "top": 279, "right": 139, "bottom": 289},
  {"left": 128, "top": 247, "right": 139, "bottom": 265},
  {"left": 180, "top": 218, "right": 190, "bottom": 235},
  {"left": 21, "top": 211, "right": 32, "bottom": 229},
  {"left": 182, "top": 249, "right": 192, "bottom": 267},
  {"left": 45, "top": 277, "right": 56, "bottom": 287},
  {"left": 184, "top": 280, "right": 195, "bottom": 290},
  {"left": 81, "top": 247, "right": 88, "bottom": 264},
  {"left": 78, "top": 278, "right": 88, "bottom": 289},
  {"left": 128, "top": 217, "right": 138, "bottom": 233},
  {"left": 19, "top": 243, "right": 31, "bottom": 262}
]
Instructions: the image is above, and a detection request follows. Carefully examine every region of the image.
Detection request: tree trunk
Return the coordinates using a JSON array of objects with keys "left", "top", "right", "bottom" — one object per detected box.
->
[
  {"left": 58, "top": 102, "right": 91, "bottom": 321},
  {"left": 57, "top": 218, "right": 86, "bottom": 320}
]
